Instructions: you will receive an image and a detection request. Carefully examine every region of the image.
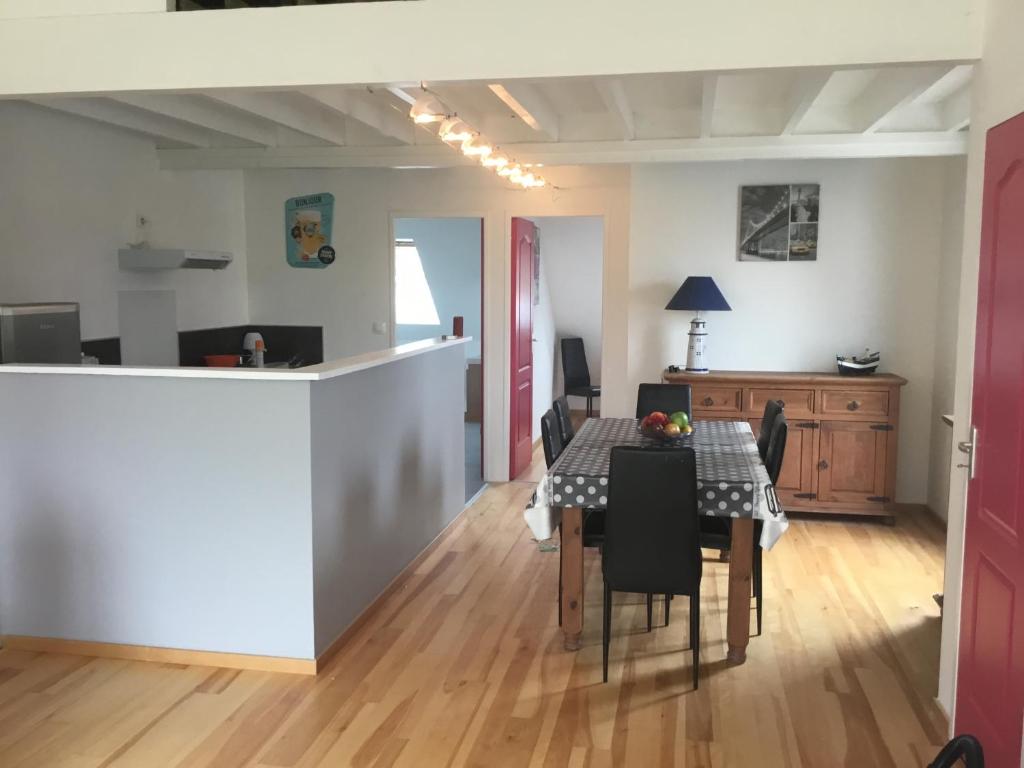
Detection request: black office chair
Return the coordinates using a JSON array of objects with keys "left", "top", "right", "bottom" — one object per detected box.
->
[
  {"left": 543, "top": 408, "right": 603, "bottom": 626},
  {"left": 635, "top": 382, "right": 693, "bottom": 420},
  {"left": 699, "top": 412, "right": 787, "bottom": 636},
  {"left": 756, "top": 399, "right": 785, "bottom": 461},
  {"left": 552, "top": 395, "right": 575, "bottom": 445},
  {"left": 561, "top": 337, "right": 601, "bottom": 417},
  {"left": 928, "top": 735, "right": 984, "bottom": 767},
  {"left": 602, "top": 446, "right": 702, "bottom": 689}
]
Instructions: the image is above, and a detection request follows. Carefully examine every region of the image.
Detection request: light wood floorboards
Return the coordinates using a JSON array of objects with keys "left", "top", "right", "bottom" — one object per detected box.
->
[{"left": 0, "top": 451, "right": 948, "bottom": 767}]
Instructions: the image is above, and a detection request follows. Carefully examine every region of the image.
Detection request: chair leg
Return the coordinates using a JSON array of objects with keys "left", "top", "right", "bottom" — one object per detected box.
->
[
  {"left": 646, "top": 593, "right": 653, "bottom": 632},
  {"left": 603, "top": 582, "right": 612, "bottom": 683},
  {"left": 690, "top": 589, "right": 700, "bottom": 690},
  {"left": 754, "top": 544, "right": 763, "bottom": 636},
  {"left": 665, "top": 594, "right": 671, "bottom": 627},
  {"left": 557, "top": 523, "right": 563, "bottom": 627}
]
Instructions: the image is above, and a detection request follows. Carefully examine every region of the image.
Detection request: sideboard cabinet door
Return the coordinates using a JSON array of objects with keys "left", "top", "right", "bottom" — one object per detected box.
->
[{"left": 817, "top": 421, "right": 889, "bottom": 504}]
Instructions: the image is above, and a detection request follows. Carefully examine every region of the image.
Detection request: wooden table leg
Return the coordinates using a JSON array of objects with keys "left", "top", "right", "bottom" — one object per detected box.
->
[
  {"left": 560, "top": 507, "right": 584, "bottom": 651},
  {"left": 726, "top": 517, "right": 754, "bottom": 664}
]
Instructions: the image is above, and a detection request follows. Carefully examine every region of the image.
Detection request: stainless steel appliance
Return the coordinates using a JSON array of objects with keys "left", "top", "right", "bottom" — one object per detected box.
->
[{"left": 0, "top": 303, "right": 81, "bottom": 364}]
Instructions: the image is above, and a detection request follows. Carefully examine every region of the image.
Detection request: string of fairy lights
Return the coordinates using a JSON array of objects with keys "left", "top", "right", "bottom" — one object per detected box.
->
[{"left": 407, "top": 92, "right": 547, "bottom": 190}]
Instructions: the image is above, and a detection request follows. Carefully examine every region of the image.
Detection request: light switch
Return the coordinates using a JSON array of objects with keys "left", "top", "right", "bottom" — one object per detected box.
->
[{"left": 372, "top": 321, "right": 388, "bottom": 335}]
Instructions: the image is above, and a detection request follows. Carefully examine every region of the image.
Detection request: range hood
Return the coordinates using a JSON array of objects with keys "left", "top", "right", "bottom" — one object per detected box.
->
[{"left": 118, "top": 248, "right": 233, "bottom": 271}]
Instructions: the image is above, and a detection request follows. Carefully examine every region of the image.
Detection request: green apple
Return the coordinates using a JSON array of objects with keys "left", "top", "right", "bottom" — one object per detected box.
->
[{"left": 670, "top": 411, "right": 689, "bottom": 428}]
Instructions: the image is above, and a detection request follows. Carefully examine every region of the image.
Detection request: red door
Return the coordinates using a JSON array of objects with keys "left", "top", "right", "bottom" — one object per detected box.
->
[
  {"left": 954, "top": 111, "right": 1024, "bottom": 767},
  {"left": 509, "top": 217, "right": 535, "bottom": 479}
]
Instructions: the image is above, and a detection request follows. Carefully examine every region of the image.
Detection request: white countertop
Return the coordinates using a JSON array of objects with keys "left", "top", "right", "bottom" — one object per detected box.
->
[{"left": 0, "top": 337, "right": 472, "bottom": 382}]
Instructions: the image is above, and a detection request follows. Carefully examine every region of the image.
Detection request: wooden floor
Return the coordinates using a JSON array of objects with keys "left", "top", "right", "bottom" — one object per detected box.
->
[{"left": 0, "top": 448, "right": 949, "bottom": 767}]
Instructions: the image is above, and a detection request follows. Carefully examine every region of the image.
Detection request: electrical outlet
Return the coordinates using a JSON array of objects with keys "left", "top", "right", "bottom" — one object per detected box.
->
[{"left": 372, "top": 321, "right": 388, "bottom": 335}]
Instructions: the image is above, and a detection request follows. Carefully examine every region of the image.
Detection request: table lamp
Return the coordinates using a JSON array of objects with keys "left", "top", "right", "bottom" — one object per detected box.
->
[{"left": 665, "top": 276, "right": 731, "bottom": 373}]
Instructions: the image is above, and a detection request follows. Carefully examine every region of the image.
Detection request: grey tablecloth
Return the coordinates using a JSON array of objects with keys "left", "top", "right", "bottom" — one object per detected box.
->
[{"left": 526, "top": 418, "right": 789, "bottom": 550}]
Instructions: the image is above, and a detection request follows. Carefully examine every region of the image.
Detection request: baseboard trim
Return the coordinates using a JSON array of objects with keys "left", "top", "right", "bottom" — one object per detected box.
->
[{"left": 0, "top": 635, "right": 317, "bottom": 675}]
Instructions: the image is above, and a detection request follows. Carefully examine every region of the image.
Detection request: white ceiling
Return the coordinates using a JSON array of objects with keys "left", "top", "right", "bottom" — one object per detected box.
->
[{"left": 23, "top": 62, "right": 973, "bottom": 169}]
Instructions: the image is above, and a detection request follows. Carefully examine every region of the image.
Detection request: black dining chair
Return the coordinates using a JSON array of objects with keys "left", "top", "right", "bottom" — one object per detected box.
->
[
  {"left": 635, "top": 382, "right": 693, "bottom": 420},
  {"left": 541, "top": 409, "right": 564, "bottom": 469},
  {"left": 543, "top": 408, "right": 603, "bottom": 626},
  {"left": 561, "top": 337, "right": 601, "bottom": 417},
  {"left": 602, "top": 446, "right": 702, "bottom": 689},
  {"left": 699, "top": 412, "right": 787, "bottom": 636},
  {"left": 552, "top": 395, "right": 575, "bottom": 445},
  {"left": 756, "top": 399, "right": 785, "bottom": 461},
  {"left": 928, "top": 735, "right": 984, "bottom": 768}
]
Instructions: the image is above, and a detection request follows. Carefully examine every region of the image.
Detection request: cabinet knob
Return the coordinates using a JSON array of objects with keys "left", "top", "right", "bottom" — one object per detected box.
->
[
  {"left": 702, "top": 396, "right": 714, "bottom": 407},
  {"left": 818, "top": 459, "right": 829, "bottom": 471},
  {"left": 847, "top": 400, "right": 861, "bottom": 411}
]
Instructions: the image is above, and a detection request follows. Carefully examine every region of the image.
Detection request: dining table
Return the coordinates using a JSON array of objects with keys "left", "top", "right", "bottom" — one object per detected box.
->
[{"left": 540, "top": 417, "right": 788, "bottom": 664}]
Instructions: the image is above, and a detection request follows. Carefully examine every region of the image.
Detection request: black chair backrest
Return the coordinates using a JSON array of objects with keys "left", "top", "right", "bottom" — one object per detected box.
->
[
  {"left": 561, "top": 337, "right": 592, "bottom": 391},
  {"left": 764, "top": 413, "right": 788, "bottom": 485},
  {"left": 552, "top": 395, "right": 575, "bottom": 444},
  {"left": 928, "top": 735, "right": 984, "bottom": 768},
  {"left": 635, "top": 383, "right": 693, "bottom": 420},
  {"left": 602, "top": 446, "right": 702, "bottom": 595},
  {"left": 541, "top": 409, "right": 564, "bottom": 469},
  {"left": 757, "top": 399, "right": 785, "bottom": 460}
]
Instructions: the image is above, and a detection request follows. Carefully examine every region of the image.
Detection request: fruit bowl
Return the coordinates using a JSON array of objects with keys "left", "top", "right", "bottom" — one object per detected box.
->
[{"left": 637, "top": 411, "right": 694, "bottom": 443}]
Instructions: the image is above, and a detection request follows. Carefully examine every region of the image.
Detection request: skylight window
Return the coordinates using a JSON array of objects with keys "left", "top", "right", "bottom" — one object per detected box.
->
[{"left": 394, "top": 240, "right": 440, "bottom": 326}]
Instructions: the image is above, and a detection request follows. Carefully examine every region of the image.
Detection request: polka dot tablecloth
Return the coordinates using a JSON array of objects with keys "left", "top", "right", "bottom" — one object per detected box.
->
[{"left": 545, "top": 418, "right": 785, "bottom": 528}]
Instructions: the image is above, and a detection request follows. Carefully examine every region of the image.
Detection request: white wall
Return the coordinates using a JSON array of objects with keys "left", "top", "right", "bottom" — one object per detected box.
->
[
  {"left": 0, "top": 102, "right": 249, "bottom": 339},
  {"left": 629, "top": 158, "right": 966, "bottom": 504},
  {"left": 534, "top": 216, "right": 604, "bottom": 415},
  {"left": 939, "top": 0, "right": 1024, "bottom": 726},
  {"left": 393, "top": 217, "right": 482, "bottom": 359},
  {"left": 927, "top": 157, "right": 967, "bottom": 523},
  {"left": 531, "top": 232, "right": 556, "bottom": 441},
  {"left": 243, "top": 165, "right": 631, "bottom": 482}
]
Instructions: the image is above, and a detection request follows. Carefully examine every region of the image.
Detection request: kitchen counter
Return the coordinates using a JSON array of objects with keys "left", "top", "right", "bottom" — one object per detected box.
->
[
  {"left": 0, "top": 337, "right": 471, "bottom": 381},
  {"left": 0, "top": 337, "right": 471, "bottom": 673}
]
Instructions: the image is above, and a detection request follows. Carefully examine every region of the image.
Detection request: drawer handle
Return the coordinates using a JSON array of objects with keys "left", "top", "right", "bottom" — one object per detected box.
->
[
  {"left": 702, "top": 396, "right": 714, "bottom": 407},
  {"left": 778, "top": 400, "right": 786, "bottom": 408},
  {"left": 847, "top": 400, "right": 861, "bottom": 411},
  {"left": 817, "top": 459, "right": 829, "bottom": 471}
]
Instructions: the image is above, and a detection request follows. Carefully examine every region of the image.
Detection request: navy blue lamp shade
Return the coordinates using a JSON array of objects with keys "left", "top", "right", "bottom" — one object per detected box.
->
[{"left": 665, "top": 276, "right": 731, "bottom": 312}]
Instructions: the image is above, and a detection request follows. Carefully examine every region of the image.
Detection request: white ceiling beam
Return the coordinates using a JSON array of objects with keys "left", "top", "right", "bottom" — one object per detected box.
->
[
  {"left": 941, "top": 85, "right": 971, "bottom": 132},
  {"left": 29, "top": 97, "right": 213, "bottom": 147},
  {"left": 300, "top": 87, "right": 414, "bottom": 144},
  {"left": 856, "top": 65, "right": 958, "bottom": 134},
  {"left": 594, "top": 78, "right": 635, "bottom": 140},
  {"left": 488, "top": 83, "right": 559, "bottom": 141},
  {"left": 781, "top": 71, "right": 833, "bottom": 135},
  {"left": 205, "top": 91, "right": 347, "bottom": 146},
  {"left": 700, "top": 74, "right": 717, "bottom": 138},
  {"left": 109, "top": 93, "right": 278, "bottom": 146},
  {"left": 158, "top": 131, "right": 967, "bottom": 171}
]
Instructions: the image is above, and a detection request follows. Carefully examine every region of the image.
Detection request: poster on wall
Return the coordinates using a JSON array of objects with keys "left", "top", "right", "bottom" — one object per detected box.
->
[
  {"left": 737, "top": 183, "right": 819, "bottom": 262},
  {"left": 286, "top": 193, "right": 336, "bottom": 268}
]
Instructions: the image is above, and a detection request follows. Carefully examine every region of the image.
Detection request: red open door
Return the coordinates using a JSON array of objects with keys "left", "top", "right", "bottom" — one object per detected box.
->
[
  {"left": 954, "top": 111, "right": 1024, "bottom": 767},
  {"left": 509, "top": 217, "right": 535, "bottom": 479}
]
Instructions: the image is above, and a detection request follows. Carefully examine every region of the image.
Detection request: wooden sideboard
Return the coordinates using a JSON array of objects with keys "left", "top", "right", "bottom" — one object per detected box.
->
[{"left": 661, "top": 370, "right": 907, "bottom": 521}]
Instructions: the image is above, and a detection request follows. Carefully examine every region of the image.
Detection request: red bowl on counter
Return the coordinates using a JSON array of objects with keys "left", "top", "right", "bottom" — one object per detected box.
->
[{"left": 203, "top": 354, "right": 240, "bottom": 368}]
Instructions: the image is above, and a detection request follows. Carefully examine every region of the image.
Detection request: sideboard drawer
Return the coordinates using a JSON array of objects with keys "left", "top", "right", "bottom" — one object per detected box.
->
[
  {"left": 692, "top": 386, "right": 742, "bottom": 413},
  {"left": 820, "top": 389, "right": 890, "bottom": 417},
  {"left": 747, "top": 388, "right": 815, "bottom": 418}
]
